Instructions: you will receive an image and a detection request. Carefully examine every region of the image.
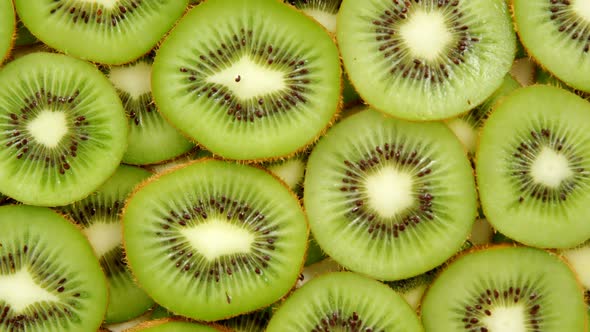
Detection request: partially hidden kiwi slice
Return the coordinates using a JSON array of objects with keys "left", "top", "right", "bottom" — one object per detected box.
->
[
  {"left": 477, "top": 85, "right": 590, "bottom": 248},
  {"left": 128, "top": 319, "right": 225, "bottom": 332},
  {"left": 0, "top": 52, "right": 128, "bottom": 206},
  {"left": 14, "top": 0, "right": 188, "bottom": 65},
  {"left": 286, "top": 0, "right": 341, "bottom": 34},
  {"left": 560, "top": 240, "right": 590, "bottom": 292},
  {"left": 58, "top": 165, "right": 154, "bottom": 323},
  {"left": 123, "top": 159, "right": 308, "bottom": 321},
  {"left": 152, "top": 0, "right": 341, "bottom": 160},
  {"left": 421, "top": 246, "right": 587, "bottom": 332},
  {"left": 221, "top": 308, "right": 271, "bottom": 332},
  {"left": 337, "top": 0, "right": 515, "bottom": 120},
  {"left": 0, "top": 0, "right": 15, "bottom": 64},
  {"left": 305, "top": 109, "right": 477, "bottom": 280},
  {"left": 0, "top": 205, "right": 108, "bottom": 332},
  {"left": 266, "top": 271, "right": 423, "bottom": 331}
]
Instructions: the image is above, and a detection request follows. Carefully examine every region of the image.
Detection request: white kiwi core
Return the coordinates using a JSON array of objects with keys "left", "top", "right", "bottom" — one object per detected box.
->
[
  {"left": 399, "top": 10, "right": 452, "bottom": 61},
  {"left": 182, "top": 219, "right": 255, "bottom": 261},
  {"left": 83, "top": 221, "right": 123, "bottom": 258},
  {"left": 530, "top": 147, "right": 572, "bottom": 188},
  {"left": 108, "top": 62, "right": 152, "bottom": 99},
  {"left": 0, "top": 268, "right": 59, "bottom": 313},
  {"left": 573, "top": 0, "right": 590, "bottom": 22},
  {"left": 27, "top": 110, "right": 68, "bottom": 148},
  {"left": 78, "top": 0, "right": 119, "bottom": 9},
  {"left": 364, "top": 166, "right": 414, "bottom": 218},
  {"left": 302, "top": 9, "right": 338, "bottom": 33},
  {"left": 482, "top": 306, "right": 527, "bottom": 332}
]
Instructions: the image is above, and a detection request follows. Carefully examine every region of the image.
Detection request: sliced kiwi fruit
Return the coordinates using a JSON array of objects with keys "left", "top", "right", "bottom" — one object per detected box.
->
[
  {"left": 128, "top": 319, "right": 224, "bottom": 332},
  {"left": 58, "top": 165, "right": 153, "bottom": 323},
  {"left": 221, "top": 309, "right": 271, "bottom": 332},
  {"left": 388, "top": 268, "right": 438, "bottom": 310},
  {"left": 146, "top": 147, "right": 212, "bottom": 174},
  {"left": 267, "top": 271, "right": 423, "bottom": 331},
  {"left": 14, "top": 0, "right": 188, "bottom": 65},
  {"left": 421, "top": 246, "right": 587, "bottom": 331},
  {"left": 305, "top": 109, "right": 477, "bottom": 280},
  {"left": 105, "top": 55, "right": 195, "bottom": 165},
  {"left": 14, "top": 18, "right": 38, "bottom": 47},
  {"left": 513, "top": 0, "right": 590, "bottom": 92},
  {"left": 297, "top": 258, "right": 343, "bottom": 288},
  {"left": 0, "top": 0, "right": 15, "bottom": 64},
  {"left": 0, "top": 205, "right": 108, "bottom": 332},
  {"left": 123, "top": 159, "right": 308, "bottom": 321},
  {"left": 265, "top": 155, "right": 307, "bottom": 192},
  {"left": 477, "top": 85, "right": 590, "bottom": 248},
  {"left": 150, "top": 306, "right": 173, "bottom": 320},
  {"left": 152, "top": 0, "right": 341, "bottom": 160},
  {"left": 560, "top": 240, "right": 590, "bottom": 291},
  {"left": 337, "top": 0, "right": 515, "bottom": 120},
  {"left": 0, "top": 52, "right": 128, "bottom": 206},
  {"left": 104, "top": 310, "right": 153, "bottom": 332}
]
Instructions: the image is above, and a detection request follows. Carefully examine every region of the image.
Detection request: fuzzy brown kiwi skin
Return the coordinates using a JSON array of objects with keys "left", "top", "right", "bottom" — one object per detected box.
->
[
  {"left": 125, "top": 318, "right": 233, "bottom": 332},
  {"left": 121, "top": 157, "right": 309, "bottom": 321}
]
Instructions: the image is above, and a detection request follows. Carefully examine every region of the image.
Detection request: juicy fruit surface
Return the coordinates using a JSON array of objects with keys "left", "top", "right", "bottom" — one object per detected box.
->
[
  {"left": 0, "top": 0, "right": 15, "bottom": 63},
  {"left": 130, "top": 320, "right": 221, "bottom": 332},
  {"left": 0, "top": 52, "right": 127, "bottom": 206},
  {"left": 152, "top": 0, "right": 341, "bottom": 160},
  {"left": 421, "top": 246, "right": 587, "bottom": 332},
  {"left": 477, "top": 85, "right": 590, "bottom": 248},
  {"left": 0, "top": 205, "right": 108, "bottom": 332},
  {"left": 123, "top": 159, "right": 308, "bottom": 321},
  {"left": 266, "top": 271, "right": 423, "bottom": 331},
  {"left": 14, "top": 0, "right": 188, "bottom": 65},
  {"left": 337, "top": 0, "right": 515, "bottom": 120},
  {"left": 304, "top": 109, "right": 477, "bottom": 280}
]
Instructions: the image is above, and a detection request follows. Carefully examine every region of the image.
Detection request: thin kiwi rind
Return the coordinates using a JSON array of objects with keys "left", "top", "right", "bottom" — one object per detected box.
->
[
  {"left": 126, "top": 319, "right": 227, "bottom": 332},
  {"left": 58, "top": 165, "right": 154, "bottom": 323},
  {"left": 337, "top": 0, "right": 516, "bottom": 120},
  {"left": 266, "top": 271, "right": 424, "bottom": 331},
  {"left": 152, "top": 0, "right": 341, "bottom": 161},
  {"left": 477, "top": 85, "right": 590, "bottom": 248},
  {"left": 305, "top": 108, "right": 477, "bottom": 281},
  {"left": 0, "top": 205, "right": 108, "bottom": 332},
  {"left": 14, "top": 0, "right": 188, "bottom": 65},
  {"left": 0, "top": 0, "right": 15, "bottom": 65},
  {"left": 421, "top": 245, "right": 587, "bottom": 332},
  {"left": 122, "top": 159, "right": 308, "bottom": 321},
  {"left": 0, "top": 52, "right": 128, "bottom": 206}
]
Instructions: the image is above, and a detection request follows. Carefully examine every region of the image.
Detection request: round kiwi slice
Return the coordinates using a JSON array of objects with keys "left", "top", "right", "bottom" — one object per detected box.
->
[
  {"left": 304, "top": 108, "right": 477, "bottom": 280},
  {"left": 105, "top": 55, "right": 195, "bottom": 165},
  {"left": 513, "top": 0, "right": 590, "bottom": 92},
  {"left": 128, "top": 319, "right": 224, "bottom": 332},
  {"left": 337, "top": 0, "right": 515, "bottom": 120},
  {"left": 267, "top": 271, "right": 423, "bottom": 331},
  {"left": 421, "top": 246, "right": 587, "bottom": 331},
  {"left": 0, "top": 0, "right": 15, "bottom": 64},
  {"left": 123, "top": 159, "right": 308, "bottom": 321},
  {"left": 0, "top": 52, "right": 128, "bottom": 206},
  {"left": 221, "top": 309, "right": 271, "bottom": 332},
  {"left": 477, "top": 85, "right": 590, "bottom": 248},
  {"left": 0, "top": 205, "right": 108, "bottom": 331},
  {"left": 14, "top": 0, "right": 188, "bottom": 65},
  {"left": 152, "top": 0, "right": 341, "bottom": 160},
  {"left": 58, "top": 165, "right": 154, "bottom": 323}
]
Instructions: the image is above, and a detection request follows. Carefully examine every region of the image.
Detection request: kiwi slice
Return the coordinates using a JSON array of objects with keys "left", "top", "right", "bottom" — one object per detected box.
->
[
  {"left": 337, "top": 0, "right": 515, "bottom": 120},
  {"left": 105, "top": 55, "right": 195, "bottom": 165},
  {"left": 0, "top": 205, "right": 108, "bottom": 331},
  {"left": 14, "top": 0, "right": 188, "bottom": 65},
  {"left": 304, "top": 109, "right": 477, "bottom": 280},
  {"left": 477, "top": 85, "right": 590, "bottom": 248},
  {"left": 513, "top": 0, "right": 590, "bottom": 92},
  {"left": 267, "top": 271, "right": 423, "bottom": 331},
  {"left": 0, "top": 52, "right": 128, "bottom": 206},
  {"left": 560, "top": 240, "right": 590, "bottom": 291},
  {"left": 0, "top": 0, "right": 15, "bottom": 64},
  {"left": 128, "top": 319, "right": 224, "bottom": 332},
  {"left": 152, "top": 0, "right": 341, "bottom": 160},
  {"left": 222, "top": 309, "right": 271, "bottom": 332},
  {"left": 58, "top": 165, "right": 154, "bottom": 323},
  {"left": 421, "top": 246, "right": 587, "bottom": 331},
  {"left": 388, "top": 268, "right": 438, "bottom": 310},
  {"left": 123, "top": 159, "right": 308, "bottom": 321}
]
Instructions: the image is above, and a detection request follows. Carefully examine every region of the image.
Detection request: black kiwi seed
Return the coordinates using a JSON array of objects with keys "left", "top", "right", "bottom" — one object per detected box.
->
[{"left": 546, "top": 0, "right": 590, "bottom": 52}]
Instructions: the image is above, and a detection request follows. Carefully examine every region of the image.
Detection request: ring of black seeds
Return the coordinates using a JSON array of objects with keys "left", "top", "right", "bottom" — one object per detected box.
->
[
  {"left": 48, "top": 0, "right": 144, "bottom": 27},
  {"left": 545, "top": 0, "right": 590, "bottom": 53}
]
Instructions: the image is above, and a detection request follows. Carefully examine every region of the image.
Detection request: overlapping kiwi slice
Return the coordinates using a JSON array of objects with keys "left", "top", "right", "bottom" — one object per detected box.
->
[
  {"left": 337, "top": 0, "right": 515, "bottom": 120},
  {"left": 477, "top": 85, "right": 590, "bottom": 248},
  {"left": 14, "top": 0, "right": 188, "bottom": 65},
  {"left": 304, "top": 109, "right": 477, "bottom": 280},
  {"left": 128, "top": 319, "right": 224, "bottom": 332},
  {"left": 286, "top": 0, "right": 342, "bottom": 35},
  {"left": 267, "top": 271, "right": 423, "bottom": 331},
  {"left": 0, "top": 205, "right": 108, "bottom": 332},
  {"left": 0, "top": 52, "right": 128, "bottom": 206},
  {"left": 421, "top": 246, "right": 587, "bottom": 331},
  {"left": 152, "top": 0, "right": 341, "bottom": 160},
  {"left": 123, "top": 159, "right": 308, "bottom": 321},
  {"left": 0, "top": 0, "right": 15, "bottom": 64}
]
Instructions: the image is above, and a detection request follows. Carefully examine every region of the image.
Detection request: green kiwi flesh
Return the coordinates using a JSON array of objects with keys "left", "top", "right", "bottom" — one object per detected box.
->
[
  {"left": 421, "top": 246, "right": 587, "bottom": 331},
  {"left": 337, "top": 0, "right": 515, "bottom": 120},
  {"left": 266, "top": 271, "right": 423, "bottom": 331},
  {"left": 286, "top": 0, "right": 341, "bottom": 33},
  {"left": 0, "top": 0, "right": 15, "bottom": 64},
  {"left": 0, "top": 205, "right": 108, "bottom": 332},
  {"left": 477, "top": 85, "right": 590, "bottom": 248},
  {"left": 14, "top": 0, "right": 188, "bottom": 65},
  {"left": 152, "top": 0, "right": 341, "bottom": 160},
  {"left": 123, "top": 159, "right": 308, "bottom": 321},
  {"left": 560, "top": 240, "right": 590, "bottom": 291},
  {"left": 221, "top": 309, "right": 271, "bottom": 332},
  {"left": 304, "top": 109, "right": 477, "bottom": 280},
  {"left": 0, "top": 52, "right": 128, "bottom": 206},
  {"left": 128, "top": 319, "right": 222, "bottom": 332}
]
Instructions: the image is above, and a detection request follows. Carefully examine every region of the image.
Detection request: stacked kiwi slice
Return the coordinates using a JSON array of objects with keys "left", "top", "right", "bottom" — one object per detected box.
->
[{"left": 2, "top": 0, "right": 590, "bottom": 331}]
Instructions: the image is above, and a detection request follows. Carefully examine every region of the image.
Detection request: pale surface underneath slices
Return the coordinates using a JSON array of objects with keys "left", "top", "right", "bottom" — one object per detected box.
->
[
  {"left": 530, "top": 147, "right": 573, "bottom": 188},
  {"left": 27, "top": 110, "right": 68, "bottom": 148},
  {"left": 562, "top": 246, "right": 590, "bottom": 289},
  {"left": 83, "top": 221, "right": 123, "bottom": 258},
  {"left": 207, "top": 56, "right": 286, "bottom": 100},
  {"left": 399, "top": 10, "right": 452, "bottom": 61},
  {"left": 0, "top": 268, "right": 59, "bottom": 312},
  {"left": 573, "top": 0, "right": 590, "bottom": 22},
  {"left": 302, "top": 9, "right": 338, "bottom": 33},
  {"left": 268, "top": 158, "right": 306, "bottom": 189},
  {"left": 446, "top": 118, "right": 477, "bottom": 153},
  {"left": 401, "top": 284, "right": 427, "bottom": 310},
  {"left": 78, "top": 0, "right": 118, "bottom": 9},
  {"left": 182, "top": 219, "right": 255, "bottom": 261},
  {"left": 109, "top": 61, "right": 152, "bottom": 99},
  {"left": 364, "top": 166, "right": 414, "bottom": 218},
  {"left": 482, "top": 306, "right": 526, "bottom": 332}
]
